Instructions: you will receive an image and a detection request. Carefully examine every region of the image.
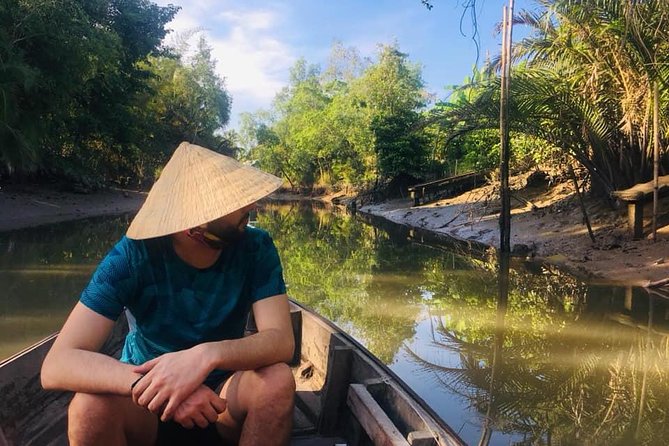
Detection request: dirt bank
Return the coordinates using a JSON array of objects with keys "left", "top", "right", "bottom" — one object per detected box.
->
[
  {"left": 359, "top": 176, "right": 669, "bottom": 286},
  {"left": 0, "top": 184, "right": 146, "bottom": 232},
  {"left": 2, "top": 181, "right": 668, "bottom": 286}
]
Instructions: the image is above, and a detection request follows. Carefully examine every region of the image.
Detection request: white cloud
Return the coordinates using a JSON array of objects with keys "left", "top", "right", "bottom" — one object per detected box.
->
[
  {"left": 217, "top": 10, "right": 275, "bottom": 30},
  {"left": 209, "top": 10, "right": 293, "bottom": 105},
  {"left": 153, "top": 2, "right": 295, "bottom": 127}
]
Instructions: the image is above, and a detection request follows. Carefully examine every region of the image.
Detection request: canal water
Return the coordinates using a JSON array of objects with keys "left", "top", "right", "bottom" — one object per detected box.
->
[{"left": 1, "top": 202, "right": 667, "bottom": 445}]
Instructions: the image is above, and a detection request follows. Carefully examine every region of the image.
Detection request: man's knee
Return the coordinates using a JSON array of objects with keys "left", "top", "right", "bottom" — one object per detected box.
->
[
  {"left": 251, "top": 363, "right": 295, "bottom": 407},
  {"left": 69, "top": 393, "right": 116, "bottom": 423},
  {"left": 68, "top": 393, "right": 156, "bottom": 446},
  {"left": 68, "top": 393, "right": 120, "bottom": 442},
  {"left": 258, "top": 363, "right": 296, "bottom": 395}
]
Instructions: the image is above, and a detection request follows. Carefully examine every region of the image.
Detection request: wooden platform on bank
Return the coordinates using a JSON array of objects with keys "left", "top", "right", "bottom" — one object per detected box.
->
[
  {"left": 611, "top": 175, "right": 669, "bottom": 239},
  {"left": 408, "top": 171, "right": 489, "bottom": 206}
]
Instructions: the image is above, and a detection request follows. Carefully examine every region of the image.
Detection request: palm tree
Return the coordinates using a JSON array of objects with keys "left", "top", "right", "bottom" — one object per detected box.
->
[{"left": 432, "top": 0, "right": 669, "bottom": 196}]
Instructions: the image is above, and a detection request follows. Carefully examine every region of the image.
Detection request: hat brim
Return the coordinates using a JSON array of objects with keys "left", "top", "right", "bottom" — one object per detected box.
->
[{"left": 126, "top": 142, "right": 283, "bottom": 240}]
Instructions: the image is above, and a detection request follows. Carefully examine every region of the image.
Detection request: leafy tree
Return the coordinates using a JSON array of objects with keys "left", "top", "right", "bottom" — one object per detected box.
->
[
  {"left": 371, "top": 109, "right": 427, "bottom": 179},
  {"left": 141, "top": 36, "right": 232, "bottom": 168},
  {"left": 0, "top": 0, "right": 180, "bottom": 184},
  {"left": 351, "top": 44, "right": 426, "bottom": 117},
  {"left": 435, "top": 0, "right": 669, "bottom": 195},
  {"left": 353, "top": 44, "right": 429, "bottom": 184},
  {"left": 249, "top": 42, "right": 430, "bottom": 191}
]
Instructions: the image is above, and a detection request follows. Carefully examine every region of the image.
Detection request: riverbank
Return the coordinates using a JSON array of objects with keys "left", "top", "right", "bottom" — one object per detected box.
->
[
  {"left": 0, "top": 184, "right": 146, "bottom": 232},
  {"left": 2, "top": 180, "right": 668, "bottom": 286},
  {"left": 358, "top": 175, "right": 669, "bottom": 286}
]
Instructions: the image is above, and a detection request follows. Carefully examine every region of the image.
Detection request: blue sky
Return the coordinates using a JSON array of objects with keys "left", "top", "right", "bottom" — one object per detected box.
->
[{"left": 153, "top": 0, "right": 534, "bottom": 130}]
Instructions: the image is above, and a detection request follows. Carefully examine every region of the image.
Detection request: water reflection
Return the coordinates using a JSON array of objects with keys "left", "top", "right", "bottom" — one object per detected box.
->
[
  {"left": 260, "top": 202, "right": 669, "bottom": 445},
  {"left": 0, "top": 215, "right": 132, "bottom": 359},
  {"left": 1, "top": 202, "right": 668, "bottom": 445}
]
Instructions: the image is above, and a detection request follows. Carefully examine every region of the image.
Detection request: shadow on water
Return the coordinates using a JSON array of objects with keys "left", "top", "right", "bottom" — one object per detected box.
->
[{"left": 2, "top": 201, "right": 669, "bottom": 445}]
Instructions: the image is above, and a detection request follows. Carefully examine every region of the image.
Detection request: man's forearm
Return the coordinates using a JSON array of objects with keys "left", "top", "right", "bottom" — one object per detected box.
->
[
  {"left": 203, "top": 328, "right": 294, "bottom": 372},
  {"left": 41, "top": 348, "right": 142, "bottom": 396}
]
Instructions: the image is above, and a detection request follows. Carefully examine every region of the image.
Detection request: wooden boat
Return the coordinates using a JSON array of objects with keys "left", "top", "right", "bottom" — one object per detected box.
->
[{"left": 0, "top": 301, "right": 465, "bottom": 446}]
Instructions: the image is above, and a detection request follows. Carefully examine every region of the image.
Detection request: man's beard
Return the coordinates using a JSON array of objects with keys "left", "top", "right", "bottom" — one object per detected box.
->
[{"left": 206, "top": 213, "right": 249, "bottom": 245}]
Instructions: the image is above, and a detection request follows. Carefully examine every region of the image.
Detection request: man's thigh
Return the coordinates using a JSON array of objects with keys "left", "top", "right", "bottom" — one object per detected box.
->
[{"left": 68, "top": 392, "right": 158, "bottom": 445}]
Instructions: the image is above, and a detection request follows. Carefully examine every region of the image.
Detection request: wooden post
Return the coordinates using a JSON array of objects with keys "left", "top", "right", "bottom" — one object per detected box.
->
[
  {"left": 499, "top": 0, "right": 514, "bottom": 254},
  {"left": 652, "top": 81, "right": 660, "bottom": 241},
  {"left": 317, "top": 345, "right": 353, "bottom": 435},
  {"left": 629, "top": 201, "right": 644, "bottom": 239}
]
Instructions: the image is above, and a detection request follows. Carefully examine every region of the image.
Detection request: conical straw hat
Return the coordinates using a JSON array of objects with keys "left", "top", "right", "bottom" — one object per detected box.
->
[{"left": 126, "top": 142, "right": 283, "bottom": 240}]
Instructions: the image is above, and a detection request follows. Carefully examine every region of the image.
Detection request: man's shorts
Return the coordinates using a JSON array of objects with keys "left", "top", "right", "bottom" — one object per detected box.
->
[{"left": 156, "top": 421, "right": 222, "bottom": 446}]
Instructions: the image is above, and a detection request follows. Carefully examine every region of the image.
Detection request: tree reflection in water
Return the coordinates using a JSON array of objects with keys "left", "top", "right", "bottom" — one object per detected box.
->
[
  {"left": 0, "top": 214, "right": 132, "bottom": 359},
  {"left": 259, "top": 201, "right": 669, "bottom": 445},
  {"left": 3, "top": 202, "right": 668, "bottom": 444},
  {"left": 405, "top": 255, "right": 669, "bottom": 445}
]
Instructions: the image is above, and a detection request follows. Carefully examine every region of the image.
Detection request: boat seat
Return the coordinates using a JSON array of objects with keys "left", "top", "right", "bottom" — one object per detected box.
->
[{"left": 347, "top": 382, "right": 439, "bottom": 446}]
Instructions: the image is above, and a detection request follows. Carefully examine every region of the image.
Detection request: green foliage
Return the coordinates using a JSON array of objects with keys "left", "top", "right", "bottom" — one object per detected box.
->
[
  {"left": 0, "top": 0, "right": 232, "bottom": 187},
  {"left": 451, "top": 129, "right": 499, "bottom": 173},
  {"left": 432, "top": 0, "right": 669, "bottom": 195},
  {"left": 139, "top": 37, "right": 232, "bottom": 174},
  {"left": 245, "top": 42, "right": 429, "bottom": 191},
  {"left": 371, "top": 109, "right": 427, "bottom": 179}
]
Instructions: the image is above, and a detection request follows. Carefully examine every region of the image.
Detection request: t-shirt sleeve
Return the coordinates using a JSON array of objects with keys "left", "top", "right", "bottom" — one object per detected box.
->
[
  {"left": 80, "top": 237, "right": 139, "bottom": 321},
  {"left": 250, "top": 232, "right": 287, "bottom": 302}
]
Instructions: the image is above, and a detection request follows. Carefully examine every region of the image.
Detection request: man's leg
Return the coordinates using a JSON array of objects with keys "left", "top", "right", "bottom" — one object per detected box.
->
[
  {"left": 68, "top": 392, "right": 158, "bottom": 446},
  {"left": 215, "top": 362, "right": 295, "bottom": 446}
]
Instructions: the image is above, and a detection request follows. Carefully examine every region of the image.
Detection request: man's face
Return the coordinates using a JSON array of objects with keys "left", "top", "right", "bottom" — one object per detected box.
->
[{"left": 206, "top": 202, "right": 256, "bottom": 244}]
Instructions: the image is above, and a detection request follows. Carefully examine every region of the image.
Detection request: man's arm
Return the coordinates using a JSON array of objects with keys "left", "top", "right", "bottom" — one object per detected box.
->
[
  {"left": 207, "top": 293, "right": 295, "bottom": 369},
  {"left": 41, "top": 302, "right": 141, "bottom": 395},
  {"left": 132, "top": 293, "right": 294, "bottom": 420}
]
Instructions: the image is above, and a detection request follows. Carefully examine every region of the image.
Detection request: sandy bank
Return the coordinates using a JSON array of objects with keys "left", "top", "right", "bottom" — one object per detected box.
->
[
  {"left": 2, "top": 181, "right": 668, "bottom": 286},
  {"left": 0, "top": 185, "right": 146, "bottom": 232},
  {"left": 359, "top": 179, "right": 669, "bottom": 286}
]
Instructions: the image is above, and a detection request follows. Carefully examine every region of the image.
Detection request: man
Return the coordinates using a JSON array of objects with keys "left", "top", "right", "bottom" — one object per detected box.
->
[{"left": 41, "top": 142, "right": 296, "bottom": 446}]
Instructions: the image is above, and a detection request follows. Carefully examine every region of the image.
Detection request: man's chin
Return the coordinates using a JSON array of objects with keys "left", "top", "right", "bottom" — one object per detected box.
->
[{"left": 216, "top": 229, "right": 246, "bottom": 245}]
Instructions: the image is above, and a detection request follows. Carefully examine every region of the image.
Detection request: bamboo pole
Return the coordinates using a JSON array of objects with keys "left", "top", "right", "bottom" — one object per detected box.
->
[
  {"left": 652, "top": 84, "right": 658, "bottom": 237},
  {"left": 499, "top": 0, "right": 514, "bottom": 254}
]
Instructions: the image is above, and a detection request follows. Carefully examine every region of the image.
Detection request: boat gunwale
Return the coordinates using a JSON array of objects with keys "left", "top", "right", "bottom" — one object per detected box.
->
[{"left": 290, "top": 299, "right": 466, "bottom": 446}]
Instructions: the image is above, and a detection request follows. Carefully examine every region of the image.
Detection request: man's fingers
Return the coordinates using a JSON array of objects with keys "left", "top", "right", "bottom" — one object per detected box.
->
[
  {"left": 133, "top": 358, "right": 158, "bottom": 374},
  {"left": 203, "top": 404, "right": 219, "bottom": 423},
  {"left": 179, "top": 418, "right": 194, "bottom": 429},
  {"left": 192, "top": 412, "right": 209, "bottom": 429},
  {"left": 211, "top": 396, "right": 227, "bottom": 414},
  {"left": 136, "top": 383, "right": 160, "bottom": 408},
  {"left": 131, "top": 372, "right": 153, "bottom": 403},
  {"left": 147, "top": 392, "right": 168, "bottom": 414},
  {"left": 161, "top": 395, "right": 184, "bottom": 421}
]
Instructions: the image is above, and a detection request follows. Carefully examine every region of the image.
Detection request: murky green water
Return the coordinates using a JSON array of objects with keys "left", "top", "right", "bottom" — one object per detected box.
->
[{"left": 1, "top": 202, "right": 668, "bottom": 445}]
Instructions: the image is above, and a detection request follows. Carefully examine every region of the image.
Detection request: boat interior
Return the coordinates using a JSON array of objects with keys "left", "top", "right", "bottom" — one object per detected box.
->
[{"left": 0, "top": 302, "right": 463, "bottom": 446}]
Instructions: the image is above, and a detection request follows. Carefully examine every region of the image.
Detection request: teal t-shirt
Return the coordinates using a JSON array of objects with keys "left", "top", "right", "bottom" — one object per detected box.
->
[{"left": 80, "top": 226, "right": 286, "bottom": 382}]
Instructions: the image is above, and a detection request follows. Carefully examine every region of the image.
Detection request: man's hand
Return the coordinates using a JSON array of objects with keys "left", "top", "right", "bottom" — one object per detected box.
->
[
  {"left": 131, "top": 345, "right": 213, "bottom": 421},
  {"left": 172, "top": 385, "right": 227, "bottom": 429}
]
